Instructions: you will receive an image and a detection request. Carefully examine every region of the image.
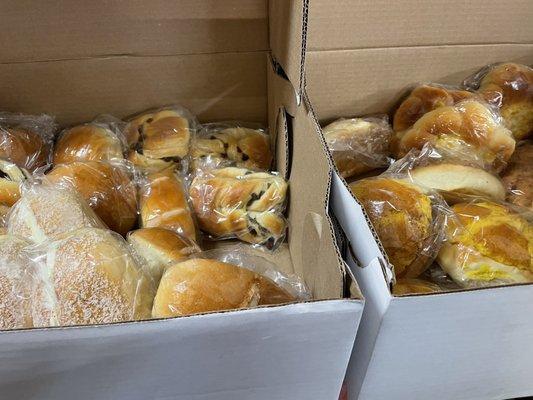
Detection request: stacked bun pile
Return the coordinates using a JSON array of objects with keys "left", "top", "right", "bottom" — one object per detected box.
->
[
  {"left": 0, "top": 108, "right": 308, "bottom": 330},
  {"left": 324, "top": 62, "right": 532, "bottom": 294}
]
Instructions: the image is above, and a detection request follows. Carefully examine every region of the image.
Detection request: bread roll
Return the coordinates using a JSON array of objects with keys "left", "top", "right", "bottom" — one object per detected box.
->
[
  {"left": 126, "top": 108, "right": 192, "bottom": 159},
  {"left": 476, "top": 63, "right": 533, "bottom": 140},
  {"left": 393, "top": 84, "right": 477, "bottom": 132},
  {"left": 189, "top": 167, "right": 288, "bottom": 248},
  {"left": 139, "top": 167, "right": 197, "bottom": 242},
  {"left": 0, "top": 235, "right": 34, "bottom": 329},
  {"left": 350, "top": 178, "right": 438, "bottom": 278},
  {"left": 0, "top": 159, "right": 29, "bottom": 207},
  {"left": 127, "top": 150, "right": 175, "bottom": 174},
  {"left": 191, "top": 125, "right": 272, "bottom": 171},
  {"left": 7, "top": 183, "right": 104, "bottom": 244},
  {"left": 53, "top": 124, "right": 124, "bottom": 164},
  {"left": 47, "top": 161, "right": 137, "bottom": 236},
  {"left": 0, "top": 126, "right": 49, "bottom": 172},
  {"left": 501, "top": 142, "right": 532, "bottom": 210},
  {"left": 152, "top": 258, "right": 296, "bottom": 318},
  {"left": 127, "top": 228, "right": 199, "bottom": 282},
  {"left": 409, "top": 163, "right": 506, "bottom": 203},
  {"left": 32, "top": 227, "right": 154, "bottom": 327},
  {"left": 393, "top": 278, "right": 441, "bottom": 296},
  {"left": 437, "top": 201, "right": 532, "bottom": 287},
  {"left": 392, "top": 99, "right": 515, "bottom": 171},
  {"left": 323, "top": 117, "right": 392, "bottom": 178}
]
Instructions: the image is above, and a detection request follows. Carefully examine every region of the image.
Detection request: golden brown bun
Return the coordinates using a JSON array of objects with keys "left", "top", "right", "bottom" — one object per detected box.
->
[
  {"left": 152, "top": 258, "right": 295, "bottom": 318},
  {"left": 350, "top": 178, "right": 434, "bottom": 278},
  {"left": 0, "top": 126, "right": 49, "bottom": 171},
  {"left": 0, "top": 159, "right": 29, "bottom": 207},
  {"left": 393, "top": 278, "right": 440, "bottom": 296},
  {"left": 191, "top": 127, "right": 272, "bottom": 171},
  {"left": 127, "top": 150, "right": 175, "bottom": 174},
  {"left": 501, "top": 142, "right": 532, "bottom": 210},
  {"left": 139, "top": 167, "right": 196, "bottom": 242},
  {"left": 392, "top": 100, "right": 515, "bottom": 171},
  {"left": 126, "top": 109, "right": 191, "bottom": 159},
  {"left": 477, "top": 63, "right": 533, "bottom": 140},
  {"left": 0, "top": 235, "right": 33, "bottom": 329},
  {"left": 47, "top": 161, "right": 137, "bottom": 236},
  {"left": 189, "top": 167, "right": 288, "bottom": 248},
  {"left": 32, "top": 227, "right": 154, "bottom": 327},
  {"left": 409, "top": 163, "right": 506, "bottom": 203},
  {"left": 7, "top": 184, "right": 104, "bottom": 244},
  {"left": 394, "top": 84, "right": 477, "bottom": 132},
  {"left": 437, "top": 201, "right": 532, "bottom": 287},
  {"left": 127, "top": 228, "right": 199, "bottom": 283},
  {"left": 53, "top": 124, "right": 124, "bottom": 164},
  {"left": 323, "top": 117, "right": 392, "bottom": 178}
]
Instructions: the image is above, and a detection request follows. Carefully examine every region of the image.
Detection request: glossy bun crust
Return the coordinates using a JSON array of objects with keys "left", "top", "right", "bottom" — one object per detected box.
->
[{"left": 501, "top": 142, "right": 533, "bottom": 210}]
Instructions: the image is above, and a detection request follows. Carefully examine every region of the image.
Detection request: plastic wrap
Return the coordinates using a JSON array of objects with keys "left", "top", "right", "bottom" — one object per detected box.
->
[
  {"left": 7, "top": 181, "right": 105, "bottom": 244},
  {"left": 190, "top": 122, "right": 272, "bottom": 172},
  {"left": 152, "top": 245, "right": 310, "bottom": 318},
  {"left": 127, "top": 149, "right": 176, "bottom": 174},
  {"left": 464, "top": 62, "right": 533, "bottom": 140},
  {"left": 189, "top": 167, "right": 288, "bottom": 250},
  {"left": 0, "top": 112, "right": 56, "bottom": 172},
  {"left": 46, "top": 160, "right": 138, "bottom": 236},
  {"left": 28, "top": 227, "right": 154, "bottom": 327},
  {"left": 322, "top": 116, "right": 393, "bottom": 179},
  {"left": 127, "top": 227, "right": 200, "bottom": 283},
  {"left": 139, "top": 166, "right": 198, "bottom": 243},
  {"left": 349, "top": 176, "right": 449, "bottom": 278},
  {"left": 437, "top": 200, "right": 532, "bottom": 288},
  {"left": 125, "top": 105, "right": 197, "bottom": 160},
  {"left": 0, "top": 234, "right": 35, "bottom": 330},
  {"left": 392, "top": 278, "right": 441, "bottom": 296},
  {"left": 53, "top": 115, "right": 127, "bottom": 164},
  {"left": 0, "top": 159, "right": 31, "bottom": 207},
  {"left": 501, "top": 141, "right": 532, "bottom": 210},
  {"left": 391, "top": 99, "right": 515, "bottom": 172}
]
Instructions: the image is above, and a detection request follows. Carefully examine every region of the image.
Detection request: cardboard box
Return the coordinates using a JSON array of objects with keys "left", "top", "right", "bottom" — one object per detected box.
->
[
  {"left": 0, "top": 2, "right": 363, "bottom": 399},
  {"left": 299, "top": 1, "right": 533, "bottom": 399}
]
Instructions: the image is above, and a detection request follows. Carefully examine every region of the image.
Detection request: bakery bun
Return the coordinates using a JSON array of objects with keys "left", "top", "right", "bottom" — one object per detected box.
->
[
  {"left": 126, "top": 108, "right": 192, "bottom": 159},
  {"left": 127, "top": 150, "right": 175, "bottom": 174},
  {"left": 409, "top": 163, "right": 506, "bottom": 203},
  {"left": 53, "top": 124, "right": 124, "bottom": 164},
  {"left": 393, "top": 278, "right": 440, "bottom": 296},
  {"left": 0, "top": 159, "right": 29, "bottom": 207},
  {"left": 189, "top": 167, "right": 288, "bottom": 248},
  {"left": 47, "top": 161, "right": 137, "bottom": 236},
  {"left": 0, "top": 126, "right": 50, "bottom": 171},
  {"left": 349, "top": 177, "right": 438, "bottom": 278},
  {"left": 394, "top": 84, "right": 477, "bottom": 132},
  {"left": 476, "top": 63, "right": 533, "bottom": 140},
  {"left": 0, "top": 234, "right": 34, "bottom": 329},
  {"left": 392, "top": 99, "right": 515, "bottom": 171},
  {"left": 127, "top": 227, "right": 199, "bottom": 282},
  {"left": 191, "top": 125, "right": 272, "bottom": 171},
  {"left": 152, "top": 258, "right": 296, "bottom": 318},
  {"left": 501, "top": 141, "right": 532, "bottom": 210},
  {"left": 32, "top": 227, "right": 154, "bottom": 327},
  {"left": 139, "top": 167, "right": 197, "bottom": 242},
  {"left": 437, "top": 201, "right": 532, "bottom": 287},
  {"left": 323, "top": 117, "right": 392, "bottom": 178},
  {"left": 7, "top": 183, "right": 104, "bottom": 244}
]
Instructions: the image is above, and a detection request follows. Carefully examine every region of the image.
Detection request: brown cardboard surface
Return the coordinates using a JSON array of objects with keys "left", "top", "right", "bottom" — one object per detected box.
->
[
  {"left": 308, "top": 0, "right": 533, "bottom": 51},
  {"left": 0, "top": 0, "right": 268, "bottom": 63}
]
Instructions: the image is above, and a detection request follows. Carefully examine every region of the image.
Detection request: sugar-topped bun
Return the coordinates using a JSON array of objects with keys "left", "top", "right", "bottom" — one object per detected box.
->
[
  {"left": 32, "top": 227, "right": 154, "bottom": 327},
  {"left": 437, "top": 201, "right": 532, "bottom": 287}
]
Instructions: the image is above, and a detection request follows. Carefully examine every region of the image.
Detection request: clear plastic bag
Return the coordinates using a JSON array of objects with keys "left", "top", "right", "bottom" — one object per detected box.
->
[
  {"left": 125, "top": 105, "right": 197, "bottom": 160},
  {"left": 127, "top": 149, "right": 177, "bottom": 174},
  {"left": 437, "top": 200, "right": 532, "bottom": 288},
  {"left": 152, "top": 245, "right": 310, "bottom": 318},
  {"left": 189, "top": 166, "right": 288, "bottom": 250},
  {"left": 138, "top": 166, "right": 198, "bottom": 244},
  {"left": 322, "top": 116, "right": 393, "bottom": 179},
  {"left": 392, "top": 278, "right": 441, "bottom": 296},
  {"left": 7, "top": 181, "right": 105, "bottom": 244},
  {"left": 28, "top": 227, "right": 154, "bottom": 327},
  {"left": 0, "top": 159, "right": 31, "bottom": 207},
  {"left": 53, "top": 115, "right": 127, "bottom": 164},
  {"left": 46, "top": 160, "right": 138, "bottom": 236},
  {"left": 391, "top": 98, "right": 516, "bottom": 172},
  {"left": 349, "top": 175, "right": 450, "bottom": 279},
  {"left": 0, "top": 112, "right": 56, "bottom": 172},
  {"left": 501, "top": 141, "right": 532, "bottom": 210},
  {"left": 190, "top": 122, "right": 272, "bottom": 172},
  {"left": 463, "top": 62, "right": 533, "bottom": 140}
]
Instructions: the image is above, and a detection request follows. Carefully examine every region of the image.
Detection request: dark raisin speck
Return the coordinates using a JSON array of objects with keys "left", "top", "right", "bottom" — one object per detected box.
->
[{"left": 242, "top": 154, "right": 249, "bottom": 161}]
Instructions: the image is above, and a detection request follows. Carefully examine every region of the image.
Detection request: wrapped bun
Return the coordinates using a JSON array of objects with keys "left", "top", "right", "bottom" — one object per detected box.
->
[
  {"left": 393, "top": 278, "right": 441, "bottom": 296},
  {"left": 0, "top": 159, "right": 30, "bottom": 207},
  {"left": 501, "top": 142, "right": 532, "bottom": 210},
  {"left": 127, "top": 150, "right": 175, "bottom": 174}
]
